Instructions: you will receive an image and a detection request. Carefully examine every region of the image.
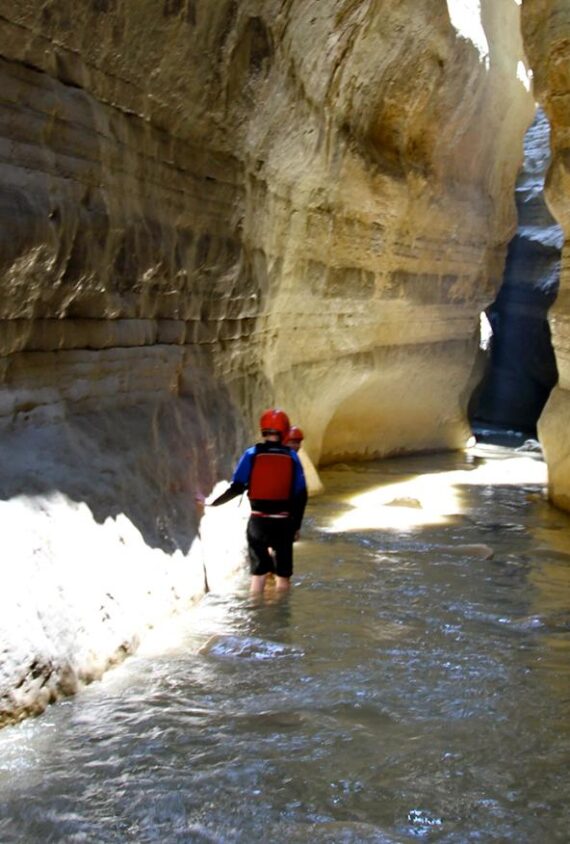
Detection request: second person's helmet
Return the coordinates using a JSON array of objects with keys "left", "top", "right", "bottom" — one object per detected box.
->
[{"left": 285, "top": 425, "right": 304, "bottom": 444}]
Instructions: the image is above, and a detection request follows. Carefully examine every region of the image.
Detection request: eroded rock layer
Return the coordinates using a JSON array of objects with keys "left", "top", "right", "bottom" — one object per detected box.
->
[
  {"left": 0, "top": 1, "right": 535, "bottom": 453},
  {"left": 0, "top": 0, "right": 535, "bottom": 721},
  {"left": 522, "top": 0, "right": 570, "bottom": 511}
]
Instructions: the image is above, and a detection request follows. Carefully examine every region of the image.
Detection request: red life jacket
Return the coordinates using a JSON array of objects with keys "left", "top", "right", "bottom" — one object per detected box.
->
[{"left": 248, "top": 444, "right": 294, "bottom": 507}]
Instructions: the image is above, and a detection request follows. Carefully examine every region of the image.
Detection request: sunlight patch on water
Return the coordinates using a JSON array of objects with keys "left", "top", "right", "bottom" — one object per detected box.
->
[
  {"left": 326, "top": 473, "right": 460, "bottom": 531},
  {"left": 460, "top": 450, "right": 547, "bottom": 487},
  {"left": 325, "top": 451, "right": 546, "bottom": 533}
]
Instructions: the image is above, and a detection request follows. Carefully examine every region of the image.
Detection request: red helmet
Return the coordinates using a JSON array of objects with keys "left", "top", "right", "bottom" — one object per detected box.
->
[
  {"left": 285, "top": 425, "right": 304, "bottom": 443},
  {"left": 259, "top": 408, "right": 290, "bottom": 438}
]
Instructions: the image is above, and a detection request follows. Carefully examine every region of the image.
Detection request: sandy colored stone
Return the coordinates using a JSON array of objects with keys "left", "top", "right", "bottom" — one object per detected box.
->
[
  {"left": 0, "top": 0, "right": 534, "bottom": 463},
  {"left": 385, "top": 497, "right": 423, "bottom": 509},
  {"left": 522, "top": 0, "right": 570, "bottom": 513}
]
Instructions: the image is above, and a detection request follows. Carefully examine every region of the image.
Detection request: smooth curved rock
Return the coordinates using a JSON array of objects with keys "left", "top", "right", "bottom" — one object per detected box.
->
[
  {"left": 522, "top": 1, "right": 570, "bottom": 512},
  {"left": 0, "top": 1, "right": 534, "bottom": 461}
]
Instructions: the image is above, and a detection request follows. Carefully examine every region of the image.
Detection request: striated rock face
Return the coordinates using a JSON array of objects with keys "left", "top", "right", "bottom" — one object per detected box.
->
[
  {"left": 522, "top": 0, "right": 570, "bottom": 511},
  {"left": 0, "top": 1, "right": 534, "bottom": 456},
  {"left": 472, "top": 108, "right": 562, "bottom": 431},
  {"left": 0, "top": 0, "right": 535, "bottom": 721}
]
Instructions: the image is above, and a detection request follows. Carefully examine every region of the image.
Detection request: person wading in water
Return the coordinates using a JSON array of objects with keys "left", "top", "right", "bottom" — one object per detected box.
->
[
  {"left": 284, "top": 425, "right": 304, "bottom": 453},
  {"left": 200, "top": 409, "right": 307, "bottom": 594}
]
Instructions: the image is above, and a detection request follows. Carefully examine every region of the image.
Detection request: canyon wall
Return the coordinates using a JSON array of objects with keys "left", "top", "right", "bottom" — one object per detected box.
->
[
  {"left": 0, "top": 0, "right": 535, "bottom": 722},
  {"left": 522, "top": 0, "right": 570, "bottom": 512},
  {"left": 471, "top": 108, "right": 561, "bottom": 431}
]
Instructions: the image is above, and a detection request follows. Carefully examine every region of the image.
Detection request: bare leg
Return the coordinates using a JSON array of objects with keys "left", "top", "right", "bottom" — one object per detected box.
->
[
  {"left": 274, "top": 576, "right": 291, "bottom": 592},
  {"left": 250, "top": 574, "right": 267, "bottom": 594}
]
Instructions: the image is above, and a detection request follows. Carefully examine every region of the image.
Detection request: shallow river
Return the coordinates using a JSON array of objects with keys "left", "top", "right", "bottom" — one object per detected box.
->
[{"left": 1, "top": 446, "right": 570, "bottom": 843}]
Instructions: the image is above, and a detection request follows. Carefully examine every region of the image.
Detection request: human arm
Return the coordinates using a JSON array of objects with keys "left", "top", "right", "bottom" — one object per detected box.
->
[
  {"left": 290, "top": 453, "right": 308, "bottom": 534},
  {"left": 200, "top": 447, "right": 254, "bottom": 507},
  {"left": 208, "top": 481, "right": 246, "bottom": 506}
]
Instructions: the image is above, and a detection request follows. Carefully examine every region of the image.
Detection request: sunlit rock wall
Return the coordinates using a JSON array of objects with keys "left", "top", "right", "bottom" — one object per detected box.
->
[
  {"left": 522, "top": 0, "right": 570, "bottom": 511},
  {"left": 0, "top": 0, "right": 535, "bottom": 721},
  {"left": 0, "top": 0, "right": 535, "bottom": 458},
  {"left": 472, "top": 108, "right": 561, "bottom": 431}
]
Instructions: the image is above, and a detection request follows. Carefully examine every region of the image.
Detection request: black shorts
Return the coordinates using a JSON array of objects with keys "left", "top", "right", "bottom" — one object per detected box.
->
[{"left": 246, "top": 515, "right": 295, "bottom": 578}]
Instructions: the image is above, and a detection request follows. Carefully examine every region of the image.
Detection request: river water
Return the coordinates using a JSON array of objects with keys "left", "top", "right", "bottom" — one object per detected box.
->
[{"left": 1, "top": 445, "right": 569, "bottom": 843}]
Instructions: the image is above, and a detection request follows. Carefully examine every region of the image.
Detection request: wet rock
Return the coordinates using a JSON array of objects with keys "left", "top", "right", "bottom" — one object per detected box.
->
[
  {"left": 385, "top": 497, "right": 423, "bottom": 509},
  {"left": 0, "top": 485, "right": 210, "bottom": 727},
  {"left": 516, "top": 439, "right": 543, "bottom": 454},
  {"left": 200, "top": 634, "right": 303, "bottom": 661}
]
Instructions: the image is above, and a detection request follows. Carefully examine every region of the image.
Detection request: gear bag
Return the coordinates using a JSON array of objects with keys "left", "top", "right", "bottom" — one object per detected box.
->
[{"left": 248, "top": 444, "right": 294, "bottom": 504}]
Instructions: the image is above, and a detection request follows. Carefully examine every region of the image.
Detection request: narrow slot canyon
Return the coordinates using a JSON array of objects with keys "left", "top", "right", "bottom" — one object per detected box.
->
[
  {"left": 1, "top": 1, "right": 570, "bottom": 840},
  {"left": 470, "top": 107, "right": 562, "bottom": 441}
]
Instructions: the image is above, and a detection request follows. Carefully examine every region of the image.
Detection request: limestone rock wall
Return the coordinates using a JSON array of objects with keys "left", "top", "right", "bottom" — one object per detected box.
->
[
  {"left": 0, "top": 0, "right": 536, "bottom": 721},
  {"left": 0, "top": 0, "right": 534, "bottom": 457},
  {"left": 522, "top": 0, "right": 570, "bottom": 511}
]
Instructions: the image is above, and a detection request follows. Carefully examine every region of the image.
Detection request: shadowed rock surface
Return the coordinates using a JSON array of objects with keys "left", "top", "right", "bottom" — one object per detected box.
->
[{"left": 472, "top": 108, "right": 561, "bottom": 431}]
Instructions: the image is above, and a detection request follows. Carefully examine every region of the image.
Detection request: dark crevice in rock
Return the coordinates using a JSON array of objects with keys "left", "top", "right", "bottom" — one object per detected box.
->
[{"left": 470, "top": 109, "right": 562, "bottom": 433}]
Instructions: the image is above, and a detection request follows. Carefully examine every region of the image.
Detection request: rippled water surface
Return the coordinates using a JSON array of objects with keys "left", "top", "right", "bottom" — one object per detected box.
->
[{"left": 1, "top": 446, "right": 570, "bottom": 842}]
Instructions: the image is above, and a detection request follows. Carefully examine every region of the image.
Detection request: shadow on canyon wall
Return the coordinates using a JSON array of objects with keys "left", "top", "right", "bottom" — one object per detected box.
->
[{"left": 0, "top": 372, "right": 260, "bottom": 557}]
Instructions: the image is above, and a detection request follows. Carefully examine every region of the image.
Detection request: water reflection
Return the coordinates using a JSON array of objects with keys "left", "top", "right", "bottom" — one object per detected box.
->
[{"left": 0, "top": 446, "right": 569, "bottom": 842}]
